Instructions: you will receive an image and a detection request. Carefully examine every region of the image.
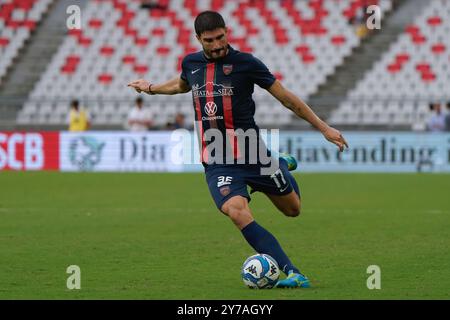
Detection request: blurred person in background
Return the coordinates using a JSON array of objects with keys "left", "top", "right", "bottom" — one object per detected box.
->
[
  {"left": 349, "top": 0, "right": 371, "bottom": 38},
  {"left": 164, "top": 113, "right": 189, "bottom": 130},
  {"left": 68, "top": 99, "right": 90, "bottom": 132},
  {"left": 140, "top": 0, "right": 167, "bottom": 10},
  {"left": 426, "top": 102, "right": 445, "bottom": 132},
  {"left": 173, "top": 112, "right": 192, "bottom": 130},
  {"left": 126, "top": 96, "right": 153, "bottom": 131},
  {"left": 445, "top": 102, "right": 450, "bottom": 131}
]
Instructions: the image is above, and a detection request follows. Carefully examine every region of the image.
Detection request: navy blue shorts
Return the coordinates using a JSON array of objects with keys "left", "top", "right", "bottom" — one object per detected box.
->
[{"left": 205, "top": 164, "right": 296, "bottom": 210}]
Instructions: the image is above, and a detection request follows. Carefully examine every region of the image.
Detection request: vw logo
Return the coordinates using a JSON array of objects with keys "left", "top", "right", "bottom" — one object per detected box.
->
[{"left": 204, "top": 101, "right": 217, "bottom": 116}]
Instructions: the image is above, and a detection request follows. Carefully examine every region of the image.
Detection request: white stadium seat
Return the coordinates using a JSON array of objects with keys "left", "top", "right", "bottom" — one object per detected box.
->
[
  {"left": 19, "top": 0, "right": 393, "bottom": 127},
  {"left": 0, "top": 0, "right": 53, "bottom": 85},
  {"left": 331, "top": 0, "right": 450, "bottom": 129}
]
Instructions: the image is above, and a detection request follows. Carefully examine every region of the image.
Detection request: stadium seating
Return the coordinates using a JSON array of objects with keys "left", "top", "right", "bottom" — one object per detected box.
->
[
  {"left": 0, "top": 0, "right": 53, "bottom": 85},
  {"left": 19, "top": 0, "right": 393, "bottom": 127},
  {"left": 330, "top": 0, "right": 450, "bottom": 129}
]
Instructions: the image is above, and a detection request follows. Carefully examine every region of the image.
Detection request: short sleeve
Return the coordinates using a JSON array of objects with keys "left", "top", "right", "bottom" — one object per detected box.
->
[
  {"left": 180, "top": 56, "right": 188, "bottom": 84},
  {"left": 249, "top": 56, "right": 276, "bottom": 89}
]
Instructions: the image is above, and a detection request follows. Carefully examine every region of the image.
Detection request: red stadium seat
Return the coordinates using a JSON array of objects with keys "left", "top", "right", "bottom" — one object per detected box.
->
[
  {"left": 78, "top": 37, "right": 92, "bottom": 47},
  {"left": 385, "top": 53, "right": 410, "bottom": 74},
  {"left": 405, "top": 24, "right": 420, "bottom": 35},
  {"left": 295, "top": 45, "right": 310, "bottom": 55},
  {"left": 0, "top": 37, "right": 10, "bottom": 47},
  {"left": 396, "top": 53, "right": 410, "bottom": 63},
  {"left": 387, "top": 63, "right": 402, "bottom": 73},
  {"left": 66, "top": 55, "right": 80, "bottom": 64},
  {"left": 177, "top": 56, "right": 183, "bottom": 72},
  {"left": 416, "top": 63, "right": 431, "bottom": 72},
  {"left": 135, "top": 37, "right": 149, "bottom": 46},
  {"left": 211, "top": 0, "right": 225, "bottom": 11},
  {"left": 156, "top": 46, "right": 171, "bottom": 55},
  {"left": 68, "top": 28, "right": 82, "bottom": 38},
  {"left": 100, "top": 46, "right": 115, "bottom": 56},
  {"left": 89, "top": 19, "right": 103, "bottom": 28},
  {"left": 427, "top": 16, "right": 442, "bottom": 26},
  {"left": 134, "top": 65, "right": 149, "bottom": 74},
  {"left": 421, "top": 73, "right": 436, "bottom": 82},
  {"left": 6, "top": 20, "right": 22, "bottom": 28},
  {"left": 98, "top": 74, "right": 113, "bottom": 84},
  {"left": 116, "top": 19, "right": 128, "bottom": 28},
  {"left": 122, "top": 55, "right": 136, "bottom": 64},
  {"left": 124, "top": 27, "right": 138, "bottom": 37},
  {"left": 302, "top": 54, "right": 316, "bottom": 64},
  {"left": 152, "top": 28, "right": 165, "bottom": 37},
  {"left": 412, "top": 34, "right": 427, "bottom": 44},
  {"left": 282, "top": 0, "right": 328, "bottom": 36},
  {"left": 331, "top": 35, "right": 347, "bottom": 46},
  {"left": 431, "top": 43, "right": 446, "bottom": 55},
  {"left": 60, "top": 54, "right": 81, "bottom": 75},
  {"left": 22, "top": 20, "right": 36, "bottom": 30}
]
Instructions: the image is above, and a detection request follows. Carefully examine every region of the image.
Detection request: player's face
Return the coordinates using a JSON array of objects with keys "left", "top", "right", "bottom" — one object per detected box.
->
[{"left": 197, "top": 28, "right": 228, "bottom": 60}]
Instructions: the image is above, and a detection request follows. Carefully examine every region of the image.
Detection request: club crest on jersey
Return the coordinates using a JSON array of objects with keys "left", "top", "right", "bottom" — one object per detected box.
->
[
  {"left": 223, "top": 64, "right": 233, "bottom": 75},
  {"left": 220, "top": 186, "right": 231, "bottom": 196}
]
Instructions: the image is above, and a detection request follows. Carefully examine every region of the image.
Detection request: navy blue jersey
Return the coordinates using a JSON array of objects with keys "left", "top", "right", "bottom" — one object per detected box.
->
[{"left": 181, "top": 45, "right": 276, "bottom": 166}]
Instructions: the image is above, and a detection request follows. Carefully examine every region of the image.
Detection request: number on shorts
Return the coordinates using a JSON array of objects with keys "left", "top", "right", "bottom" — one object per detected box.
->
[{"left": 270, "top": 169, "right": 287, "bottom": 190}]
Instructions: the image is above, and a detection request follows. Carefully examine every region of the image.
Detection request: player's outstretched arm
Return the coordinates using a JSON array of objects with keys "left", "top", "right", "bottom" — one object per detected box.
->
[
  {"left": 127, "top": 76, "right": 190, "bottom": 95},
  {"left": 268, "top": 80, "right": 349, "bottom": 152}
]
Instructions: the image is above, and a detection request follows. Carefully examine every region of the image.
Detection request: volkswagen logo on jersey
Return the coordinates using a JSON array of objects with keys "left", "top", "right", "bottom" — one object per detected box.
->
[{"left": 204, "top": 101, "right": 218, "bottom": 116}]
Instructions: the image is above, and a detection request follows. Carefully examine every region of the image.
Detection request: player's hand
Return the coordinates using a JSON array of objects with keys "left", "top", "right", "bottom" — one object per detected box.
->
[
  {"left": 127, "top": 79, "right": 150, "bottom": 93},
  {"left": 322, "top": 126, "right": 348, "bottom": 152}
]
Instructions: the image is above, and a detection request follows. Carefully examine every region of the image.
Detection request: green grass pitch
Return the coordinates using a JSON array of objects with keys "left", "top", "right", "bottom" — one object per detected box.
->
[{"left": 0, "top": 171, "right": 449, "bottom": 299}]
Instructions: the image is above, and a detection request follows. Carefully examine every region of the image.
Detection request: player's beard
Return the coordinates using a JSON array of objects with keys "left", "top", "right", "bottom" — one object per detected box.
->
[{"left": 207, "top": 47, "right": 227, "bottom": 60}]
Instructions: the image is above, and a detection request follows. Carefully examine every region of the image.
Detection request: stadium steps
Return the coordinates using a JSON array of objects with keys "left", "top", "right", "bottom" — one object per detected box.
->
[
  {"left": 0, "top": 0, "right": 89, "bottom": 130},
  {"left": 289, "top": 0, "right": 427, "bottom": 130}
]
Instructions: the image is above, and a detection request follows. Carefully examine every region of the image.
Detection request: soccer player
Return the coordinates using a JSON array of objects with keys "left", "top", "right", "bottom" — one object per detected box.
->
[{"left": 128, "top": 11, "right": 348, "bottom": 288}]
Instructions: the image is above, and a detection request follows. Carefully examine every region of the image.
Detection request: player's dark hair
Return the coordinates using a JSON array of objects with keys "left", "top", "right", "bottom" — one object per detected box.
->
[
  {"left": 194, "top": 11, "right": 226, "bottom": 36},
  {"left": 71, "top": 99, "right": 79, "bottom": 108},
  {"left": 136, "top": 97, "right": 143, "bottom": 104}
]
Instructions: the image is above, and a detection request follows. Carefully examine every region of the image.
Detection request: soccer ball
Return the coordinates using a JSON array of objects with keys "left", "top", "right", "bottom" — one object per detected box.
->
[{"left": 241, "top": 254, "right": 280, "bottom": 289}]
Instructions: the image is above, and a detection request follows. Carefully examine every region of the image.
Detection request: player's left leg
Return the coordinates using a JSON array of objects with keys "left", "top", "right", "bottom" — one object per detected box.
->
[
  {"left": 246, "top": 158, "right": 310, "bottom": 288},
  {"left": 251, "top": 155, "right": 302, "bottom": 217},
  {"left": 266, "top": 160, "right": 310, "bottom": 288},
  {"left": 262, "top": 189, "right": 310, "bottom": 288},
  {"left": 265, "top": 191, "right": 301, "bottom": 217}
]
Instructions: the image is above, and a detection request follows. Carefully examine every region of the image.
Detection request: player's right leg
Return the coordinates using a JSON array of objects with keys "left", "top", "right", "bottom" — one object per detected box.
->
[{"left": 220, "top": 195, "right": 254, "bottom": 229}]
